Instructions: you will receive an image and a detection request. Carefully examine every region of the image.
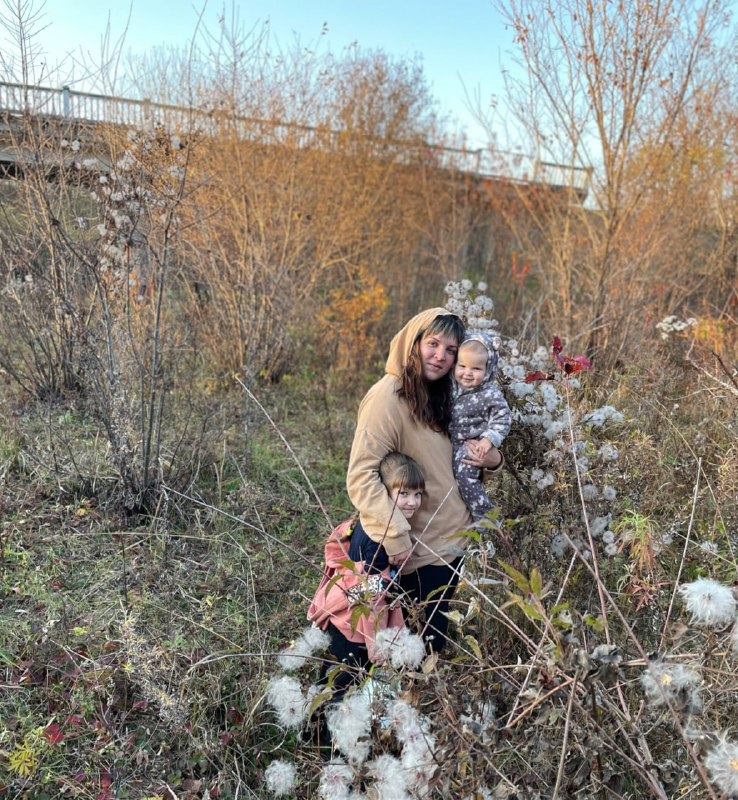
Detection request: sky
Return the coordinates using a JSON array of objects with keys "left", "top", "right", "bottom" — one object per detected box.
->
[{"left": 21, "top": 0, "right": 520, "bottom": 150}]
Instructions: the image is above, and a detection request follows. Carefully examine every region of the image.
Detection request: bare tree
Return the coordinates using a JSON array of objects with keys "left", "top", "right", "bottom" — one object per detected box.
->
[{"left": 488, "top": 0, "right": 737, "bottom": 356}]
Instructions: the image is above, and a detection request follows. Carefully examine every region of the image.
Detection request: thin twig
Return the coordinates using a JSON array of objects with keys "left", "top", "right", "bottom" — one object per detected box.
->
[
  {"left": 234, "top": 376, "right": 333, "bottom": 528},
  {"left": 163, "top": 484, "right": 324, "bottom": 574},
  {"left": 506, "top": 675, "right": 577, "bottom": 728},
  {"left": 659, "top": 458, "right": 701, "bottom": 651},
  {"left": 552, "top": 674, "right": 577, "bottom": 799},
  {"left": 565, "top": 382, "right": 610, "bottom": 643}
]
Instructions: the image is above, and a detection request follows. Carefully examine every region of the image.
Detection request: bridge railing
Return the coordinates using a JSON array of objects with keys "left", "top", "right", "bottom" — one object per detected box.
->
[{"left": 0, "top": 81, "right": 591, "bottom": 193}]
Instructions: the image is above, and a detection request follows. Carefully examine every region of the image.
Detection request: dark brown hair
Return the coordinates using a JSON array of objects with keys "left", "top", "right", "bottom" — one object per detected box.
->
[{"left": 398, "top": 314, "right": 464, "bottom": 431}]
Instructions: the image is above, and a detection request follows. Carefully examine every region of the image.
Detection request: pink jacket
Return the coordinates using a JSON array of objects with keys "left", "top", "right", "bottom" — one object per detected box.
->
[{"left": 307, "top": 520, "right": 404, "bottom": 662}]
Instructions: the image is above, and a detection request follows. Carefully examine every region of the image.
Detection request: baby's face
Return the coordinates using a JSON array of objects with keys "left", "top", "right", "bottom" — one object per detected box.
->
[
  {"left": 454, "top": 347, "right": 488, "bottom": 389},
  {"left": 389, "top": 487, "right": 423, "bottom": 519}
]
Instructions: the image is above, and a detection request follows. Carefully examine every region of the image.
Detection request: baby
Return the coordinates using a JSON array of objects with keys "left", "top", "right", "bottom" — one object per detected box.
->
[{"left": 449, "top": 332, "right": 511, "bottom": 522}]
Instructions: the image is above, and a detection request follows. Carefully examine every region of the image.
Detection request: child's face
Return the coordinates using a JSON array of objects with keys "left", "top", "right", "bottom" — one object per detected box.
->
[
  {"left": 389, "top": 486, "right": 423, "bottom": 519},
  {"left": 455, "top": 347, "right": 488, "bottom": 389}
]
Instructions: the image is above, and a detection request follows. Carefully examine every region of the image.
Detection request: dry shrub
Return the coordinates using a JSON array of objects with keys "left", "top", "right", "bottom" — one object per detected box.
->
[{"left": 482, "top": 0, "right": 738, "bottom": 363}]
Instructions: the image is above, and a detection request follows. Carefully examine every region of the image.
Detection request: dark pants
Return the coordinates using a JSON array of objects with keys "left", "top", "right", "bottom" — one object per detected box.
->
[
  {"left": 318, "top": 623, "right": 371, "bottom": 697},
  {"left": 399, "top": 558, "right": 462, "bottom": 652},
  {"left": 318, "top": 556, "right": 462, "bottom": 695}
]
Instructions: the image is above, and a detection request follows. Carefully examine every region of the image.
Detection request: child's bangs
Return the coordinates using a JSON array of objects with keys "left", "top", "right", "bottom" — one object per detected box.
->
[{"left": 395, "top": 462, "right": 425, "bottom": 492}]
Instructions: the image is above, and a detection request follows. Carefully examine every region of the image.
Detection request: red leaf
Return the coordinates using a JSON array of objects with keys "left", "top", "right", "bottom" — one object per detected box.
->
[
  {"left": 44, "top": 723, "right": 65, "bottom": 747},
  {"left": 552, "top": 337, "right": 563, "bottom": 356},
  {"left": 525, "top": 371, "right": 555, "bottom": 383},
  {"left": 131, "top": 700, "right": 149, "bottom": 712},
  {"left": 561, "top": 355, "right": 591, "bottom": 375},
  {"left": 97, "top": 772, "right": 113, "bottom": 800}
]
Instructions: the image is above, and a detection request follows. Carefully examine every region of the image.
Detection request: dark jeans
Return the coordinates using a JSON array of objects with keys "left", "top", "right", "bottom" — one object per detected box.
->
[
  {"left": 318, "top": 556, "right": 463, "bottom": 699},
  {"left": 399, "top": 558, "right": 462, "bottom": 652},
  {"left": 318, "top": 623, "right": 371, "bottom": 698}
]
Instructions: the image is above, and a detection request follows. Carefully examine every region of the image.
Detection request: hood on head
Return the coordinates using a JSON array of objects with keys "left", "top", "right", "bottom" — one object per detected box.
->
[
  {"left": 385, "top": 307, "right": 452, "bottom": 378},
  {"left": 460, "top": 331, "right": 502, "bottom": 383}
]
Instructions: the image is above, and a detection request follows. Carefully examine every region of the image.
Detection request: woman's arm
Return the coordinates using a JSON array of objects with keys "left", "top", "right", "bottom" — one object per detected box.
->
[{"left": 346, "top": 382, "right": 414, "bottom": 557}]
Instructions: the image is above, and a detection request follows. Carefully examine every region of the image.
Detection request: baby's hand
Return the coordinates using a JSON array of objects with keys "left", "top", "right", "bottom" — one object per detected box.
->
[
  {"left": 466, "top": 437, "right": 492, "bottom": 456},
  {"left": 464, "top": 439, "right": 502, "bottom": 470}
]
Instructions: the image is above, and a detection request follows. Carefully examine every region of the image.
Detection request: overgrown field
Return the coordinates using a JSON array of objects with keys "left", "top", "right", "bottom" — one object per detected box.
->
[
  {"left": 1, "top": 2, "right": 737, "bottom": 794},
  {"left": 0, "top": 309, "right": 736, "bottom": 798}
]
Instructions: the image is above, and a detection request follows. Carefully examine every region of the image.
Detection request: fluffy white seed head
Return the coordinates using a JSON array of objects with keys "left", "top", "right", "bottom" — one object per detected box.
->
[
  {"left": 640, "top": 662, "right": 702, "bottom": 714},
  {"left": 264, "top": 759, "right": 297, "bottom": 797},
  {"left": 326, "top": 691, "right": 372, "bottom": 765},
  {"left": 267, "top": 675, "right": 308, "bottom": 730},
  {"left": 278, "top": 625, "right": 331, "bottom": 671},
  {"left": 318, "top": 759, "right": 354, "bottom": 800},
  {"left": 679, "top": 579, "right": 737, "bottom": 628},
  {"left": 374, "top": 627, "right": 426, "bottom": 670},
  {"left": 704, "top": 736, "right": 738, "bottom": 798},
  {"left": 368, "top": 753, "right": 410, "bottom": 800},
  {"left": 603, "top": 486, "right": 617, "bottom": 501}
]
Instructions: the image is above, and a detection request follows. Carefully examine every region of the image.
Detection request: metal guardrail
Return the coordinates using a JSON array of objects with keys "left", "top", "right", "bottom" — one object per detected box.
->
[{"left": 0, "top": 81, "right": 591, "bottom": 193}]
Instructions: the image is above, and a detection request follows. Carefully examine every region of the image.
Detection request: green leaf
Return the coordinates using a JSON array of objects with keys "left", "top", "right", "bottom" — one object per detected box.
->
[
  {"left": 453, "top": 529, "right": 481, "bottom": 542},
  {"left": 584, "top": 613, "right": 606, "bottom": 633},
  {"left": 350, "top": 603, "right": 371, "bottom": 633},
  {"left": 324, "top": 574, "right": 344, "bottom": 594},
  {"left": 442, "top": 609, "right": 465, "bottom": 627},
  {"left": 464, "top": 635, "right": 483, "bottom": 661},
  {"left": 530, "top": 567, "right": 543, "bottom": 597},
  {"left": 519, "top": 599, "right": 545, "bottom": 622},
  {"left": 552, "top": 608, "right": 573, "bottom": 629},
  {"left": 498, "top": 559, "right": 531, "bottom": 594},
  {"left": 308, "top": 689, "right": 333, "bottom": 717}
]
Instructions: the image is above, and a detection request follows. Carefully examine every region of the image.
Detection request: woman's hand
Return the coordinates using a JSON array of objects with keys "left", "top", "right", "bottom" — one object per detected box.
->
[
  {"left": 388, "top": 548, "right": 413, "bottom": 566},
  {"left": 463, "top": 439, "right": 502, "bottom": 470}
]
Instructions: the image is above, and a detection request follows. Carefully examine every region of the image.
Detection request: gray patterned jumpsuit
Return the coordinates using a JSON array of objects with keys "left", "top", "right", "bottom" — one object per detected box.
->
[{"left": 449, "top": 332, "right": 512, "bottom": 521}]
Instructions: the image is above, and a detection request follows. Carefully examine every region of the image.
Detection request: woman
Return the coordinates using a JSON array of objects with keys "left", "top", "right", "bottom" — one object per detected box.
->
[{"left": 347, "top": 308, "right": 503, "bottom": 652}]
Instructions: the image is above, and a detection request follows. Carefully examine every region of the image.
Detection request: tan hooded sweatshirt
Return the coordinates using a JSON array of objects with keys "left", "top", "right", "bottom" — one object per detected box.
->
[{"left": 346, "top": 308, "right": 475, "bottom": 572}]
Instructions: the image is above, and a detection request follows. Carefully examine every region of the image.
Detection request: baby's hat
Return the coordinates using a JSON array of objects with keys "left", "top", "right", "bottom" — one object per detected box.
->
[{"left": 460, "top": 331, "right": 501, "bottom": 382}]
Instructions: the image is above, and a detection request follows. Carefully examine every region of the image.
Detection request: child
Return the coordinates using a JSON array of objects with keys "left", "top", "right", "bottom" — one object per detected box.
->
[
  {"left": 307, "top": 452, "right": 424, "bottom": 693},
  {"left": 347, "top": 451, "right": 424, "bottom": 574},
  {"left": 449, "top": 332, "right": 511, "bottom": 522}
]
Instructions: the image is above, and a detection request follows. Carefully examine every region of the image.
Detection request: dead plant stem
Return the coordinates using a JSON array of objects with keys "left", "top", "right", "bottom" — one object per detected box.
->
[{"left": 659, "top": 457, "right": 701, "bottom": 650}]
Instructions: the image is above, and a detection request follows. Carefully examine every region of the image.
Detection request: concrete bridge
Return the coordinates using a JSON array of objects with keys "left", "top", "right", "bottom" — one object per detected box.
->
[{"left": 0, "top": 81, "right": 591, "bottom": 199}]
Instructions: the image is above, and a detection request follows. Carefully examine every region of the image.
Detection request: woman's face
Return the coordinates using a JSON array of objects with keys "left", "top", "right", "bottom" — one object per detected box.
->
[{"left": 419, "top": 332, "right": 459, "bottom": 381}]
